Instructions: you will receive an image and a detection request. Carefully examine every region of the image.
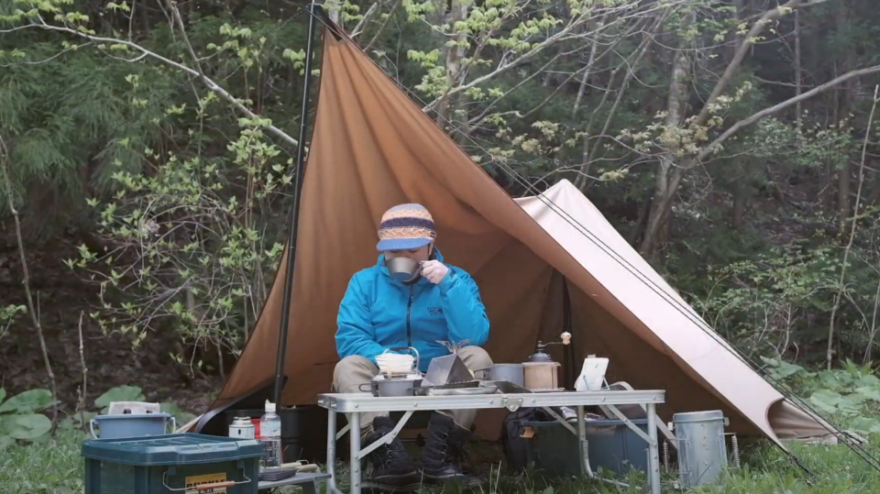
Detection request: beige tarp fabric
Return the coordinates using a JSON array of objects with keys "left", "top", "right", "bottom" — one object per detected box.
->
[
  {"left": 206, "top": 27, "right": 832, "bottom": 446},
  {"left": 511, "top": 180, "right": 833, "bottom": 443}
]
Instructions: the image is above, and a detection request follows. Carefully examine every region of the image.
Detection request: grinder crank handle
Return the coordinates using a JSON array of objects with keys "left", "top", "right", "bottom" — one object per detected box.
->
[{"left": 542, "top": 332, "right": 572, "bottom": 347}]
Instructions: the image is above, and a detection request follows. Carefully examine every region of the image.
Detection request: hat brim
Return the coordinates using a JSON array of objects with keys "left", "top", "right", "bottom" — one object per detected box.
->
[{"left": 377, "top": 237, "right": 432, "bottom": 252}]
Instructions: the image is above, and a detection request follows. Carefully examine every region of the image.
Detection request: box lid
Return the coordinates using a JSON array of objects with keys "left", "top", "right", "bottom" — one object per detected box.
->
[
  {"left": 523, "top": 418, "right": 648, "bottom": 427},
  {"left": 81, "top": 433, "right": 263, "bottom": 465},
  {"left": 92, "top": 412, "right": 172, "bottom": 421}
]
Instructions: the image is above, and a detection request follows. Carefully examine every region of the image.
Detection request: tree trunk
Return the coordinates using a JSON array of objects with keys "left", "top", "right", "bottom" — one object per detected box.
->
[
  {"left": 628, "top": 194, "right": 653, "bottom": 246},
  {"left": 870, "top": 157, "right": 880, "bottom": 206},
  {"left": 571, "top": 18, "right": 601, "bottom": 117},
  {"left": 838, "top": 151, "right": 851, "bottom": 234},
  {"left": 795, "top": 9, "right": 803, "bottom": 130},
  {"left": 441, "top": 0, "right": 468, "bottom": 142},
  {"left": 327, "top": 0, "right": 342, "bottom": 26},
  {"left": 640, "top": 46, "right": 689, "bottom": 256},
  {"left": 434, "top": 0, "right": 466, "bottom": 130},
  {"left": 836, "top": 1, "right": 852, "bottom": 235},
  {"left": 731, "top": 178, "right": 748, "bottom": 228}
]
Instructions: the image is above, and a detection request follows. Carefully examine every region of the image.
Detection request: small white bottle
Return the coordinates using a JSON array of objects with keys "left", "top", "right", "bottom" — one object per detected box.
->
[{"left": 259, "top": 400, "right": 282, "bottom": 468}]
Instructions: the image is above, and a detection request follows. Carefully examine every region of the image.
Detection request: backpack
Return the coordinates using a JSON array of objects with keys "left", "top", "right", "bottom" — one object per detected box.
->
[{"left": 500, "top": 407, "right": 559, "bottom": 472}]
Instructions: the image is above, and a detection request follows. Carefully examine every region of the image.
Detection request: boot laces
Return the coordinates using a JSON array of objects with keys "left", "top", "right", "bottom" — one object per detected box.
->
[
  {"left": 372, "top": 430, "right": 407, "bottom": 467},
  {"left": 435, "top": 431, "right": 467, "bottom": 466}
]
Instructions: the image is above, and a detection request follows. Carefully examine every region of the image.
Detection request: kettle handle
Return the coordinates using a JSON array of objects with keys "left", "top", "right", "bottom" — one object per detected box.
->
[{"left": 388, "top": 346, "right": 420, "bottom": 371}]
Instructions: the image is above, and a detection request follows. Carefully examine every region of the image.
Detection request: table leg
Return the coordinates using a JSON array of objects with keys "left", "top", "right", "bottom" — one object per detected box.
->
[
  {"left": 350, "top": 412, "right": 361, "bottom": 494},
  {"left": 577, "top": 405, "right": 594, "bottom": 478},
  {"left": 301, "top": 481, "right": 318, "bottom": 494},
  {"left": 647, "top": 403, "right": 661, "bottom": 494},
  {"left": 327, "top": 410, "right": 338, "bottom": 494}
]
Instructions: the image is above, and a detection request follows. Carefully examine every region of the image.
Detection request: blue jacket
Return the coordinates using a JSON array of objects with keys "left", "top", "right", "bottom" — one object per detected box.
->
[{"left": 335, "top": 249, "right": 490, "bottom": 372}]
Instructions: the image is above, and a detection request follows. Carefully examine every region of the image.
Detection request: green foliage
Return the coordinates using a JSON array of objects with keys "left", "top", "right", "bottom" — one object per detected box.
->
[
  {"left": 0, "top": 304, "right": 25, "bottom": 341},
  {"left": 761, "top": 358, "right": 880, "bottom": 435},
  {"left": 3, "top": 421, "right": 880, "bottom": 494},
  {"left": 0, "top": 429, "right": 85, "bottom": 494},
  {"left": 691, "top": 240, "right": 880, "bottom": 360},
  {"left": 94, "top": 385, "right": 145, "bottom": 412},
  {"left": 0, "top": 0, "right": 879, "bottom": 388},
  {"left": 69, "top": 114, "right": 289, "bottom": 363},
  {"left": 53, "top": 385, "right": 195, "bottom": 435},
  {"left": 0, "top": 389, "right": 54, "bottom": 444},
  {"left": 158, "top": 402, "right": 197, "bottom": 426}
]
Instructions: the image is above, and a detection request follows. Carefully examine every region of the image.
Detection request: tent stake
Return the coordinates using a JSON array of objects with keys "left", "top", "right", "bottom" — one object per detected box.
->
[{"left": 273, "top": 2, "right": 322, "bottom": 407}]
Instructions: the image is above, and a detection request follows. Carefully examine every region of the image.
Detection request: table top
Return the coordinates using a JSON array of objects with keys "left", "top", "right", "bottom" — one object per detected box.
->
[{"left": 317, "top": 389, "right": 665, "bottom": 413}]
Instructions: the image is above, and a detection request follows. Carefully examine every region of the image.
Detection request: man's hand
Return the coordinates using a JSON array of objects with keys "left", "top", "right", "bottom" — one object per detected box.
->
[{"left": 420, "top": 260, "right": 449, "bottom": 284}]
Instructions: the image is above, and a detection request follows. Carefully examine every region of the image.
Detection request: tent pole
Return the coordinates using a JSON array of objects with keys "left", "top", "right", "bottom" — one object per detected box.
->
[
  {"left": 273, "top": 2, "right": 322, "bottom": 407},
  {"left": 562, "top": 278, "right": 574, "bottom": 390}
]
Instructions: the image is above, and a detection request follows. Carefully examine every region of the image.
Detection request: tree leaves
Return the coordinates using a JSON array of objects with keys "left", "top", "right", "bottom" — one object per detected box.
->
[
  {"left": 855, "top": 386, "right": 880, "bottom": 402},
  {"left": 94, "top": 385, "right": 145, "bottom": 410},
  {"left": 809, "top": 389, "right": 843, "bottom": 415},
  {"left": 847, "top": 417, "right": 880, "bottom": 435},
  {"left": 5, "top": 414, "right": 52, "bottom": 440},
  {"left": 0, "top": 389, "right": 53, "bottom": 414},
  {"left": 0, "top": 435, "right": 14, "bottom": 450},
  {"left": 0, "top": 389, "right": 53, "bottom": 443}
]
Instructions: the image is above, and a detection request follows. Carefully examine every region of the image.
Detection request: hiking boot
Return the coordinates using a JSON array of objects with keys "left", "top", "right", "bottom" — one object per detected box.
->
[
  {"left": 361, "top": 416, "right": 420, "bottom": 492},
  {"left": 421, "top": 412, "right": 481, "bottom": 485}
]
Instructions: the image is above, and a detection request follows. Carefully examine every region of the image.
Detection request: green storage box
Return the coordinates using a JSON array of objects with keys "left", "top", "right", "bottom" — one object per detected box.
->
[
  {"left": 523, "top": 419, "right": 651, "bottom": 477},
  {"left": 82, "top": 433, "right": 262, "bottom": 494}
]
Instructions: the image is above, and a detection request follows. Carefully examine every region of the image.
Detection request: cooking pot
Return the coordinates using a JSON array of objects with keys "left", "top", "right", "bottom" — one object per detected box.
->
[
  {"left": 376, "top": 347, "right": 421, "bottom": 375},
  {"left": 475, "top": 363, "right": 524, "bottom": 386},
  {"left": 385, "top": 257, "right": 422, "bottom": 283},
  {"left": 360, "top": 375, "right": 423, "bottom": 397},
  {"left": 90, "top": 412, "right": 175, "bottom": 439}
]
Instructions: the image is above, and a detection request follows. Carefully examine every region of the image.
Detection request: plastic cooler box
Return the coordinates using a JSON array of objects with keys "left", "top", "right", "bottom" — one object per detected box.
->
[
  {"left": 81, "top": 433, "right": 262, "bottom": 494},
  {"left": 523, "top": 418, "right": 651, "bottom": 477}
]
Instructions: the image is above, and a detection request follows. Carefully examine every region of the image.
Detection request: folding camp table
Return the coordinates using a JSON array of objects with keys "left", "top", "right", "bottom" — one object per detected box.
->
[
  {"left": 317, "top": 389, "right": 666, "bottom": 494},
  {"left": 258, "top": 472, "right": 332, "bottom": 493}
]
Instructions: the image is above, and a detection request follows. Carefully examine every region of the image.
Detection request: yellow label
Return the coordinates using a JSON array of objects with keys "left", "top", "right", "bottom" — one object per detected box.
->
[{"left": 184, "top": 472, "right": 227, "bottom": 494}]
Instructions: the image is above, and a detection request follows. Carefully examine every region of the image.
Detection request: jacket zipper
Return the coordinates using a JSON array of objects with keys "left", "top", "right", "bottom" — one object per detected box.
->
[{"left": 406, "top": 285, "right": 414, "bottom": 347}]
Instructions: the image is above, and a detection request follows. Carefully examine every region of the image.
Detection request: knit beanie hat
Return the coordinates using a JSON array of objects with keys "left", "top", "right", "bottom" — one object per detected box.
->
[{"left": 376, "top": 203, "right": 437, "bottom": 251}]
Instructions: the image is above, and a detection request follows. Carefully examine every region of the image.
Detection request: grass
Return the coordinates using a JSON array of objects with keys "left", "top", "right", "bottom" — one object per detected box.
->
[{"left": 2, "top": 431, "right": 879, "bottom": 494}]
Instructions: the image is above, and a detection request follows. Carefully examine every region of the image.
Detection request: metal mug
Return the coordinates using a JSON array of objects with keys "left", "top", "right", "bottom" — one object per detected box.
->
[{"left": 385, "top": 257, "right": 422, "bottom": 283}]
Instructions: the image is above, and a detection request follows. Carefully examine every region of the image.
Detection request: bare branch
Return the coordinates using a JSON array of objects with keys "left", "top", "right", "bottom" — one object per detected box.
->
[
  {"left": 351, "top": 0, "right": 379, "bottom": 38},
  {"left": 77, "top": 311, "right": 88, "bottom": 431},
  {"left": 0, "top": 42, "right": 93, "bottom": 67},
  {"left": 0, "top": 134, "right": 58, "bottom": 427},
  {"left": 692, "top": 64, "right": 880, "bottom": 167},
  {"left": 693, "top": 0, "right": 833, "bottom": 130},
  {"left": 364, "top": 0, "right": 402, "bottom": 53},
  {"left": 827, "top": 85, "right": 879, "bottom": 370},
  {"left": 418, "top": 0, "right": 672, "bottom": 112}
]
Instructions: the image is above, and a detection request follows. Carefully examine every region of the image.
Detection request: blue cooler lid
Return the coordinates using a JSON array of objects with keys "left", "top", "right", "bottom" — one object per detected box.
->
[{"left": 81, "top": 433, "right": 263, "bottom": 465}]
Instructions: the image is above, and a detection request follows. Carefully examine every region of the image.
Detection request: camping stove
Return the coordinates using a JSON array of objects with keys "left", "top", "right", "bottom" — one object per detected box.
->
[{"left": 360, "top": 373, "right": 423, "bottom": 397}]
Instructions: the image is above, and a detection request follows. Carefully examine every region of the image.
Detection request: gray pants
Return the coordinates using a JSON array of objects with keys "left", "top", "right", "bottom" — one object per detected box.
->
[{"left": 332, "top": 346, "right": 493, "bottom": 436}]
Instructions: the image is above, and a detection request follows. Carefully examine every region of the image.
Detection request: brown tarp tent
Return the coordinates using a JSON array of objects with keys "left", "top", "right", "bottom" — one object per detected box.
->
[{"left": 194, "top": 26, "right": 832, "bottom": 447}]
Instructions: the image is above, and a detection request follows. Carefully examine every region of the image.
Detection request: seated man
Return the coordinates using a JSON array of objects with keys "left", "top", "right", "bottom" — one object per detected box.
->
[{"left": 333, "top": 203, "right": 492, "bottom": 490}]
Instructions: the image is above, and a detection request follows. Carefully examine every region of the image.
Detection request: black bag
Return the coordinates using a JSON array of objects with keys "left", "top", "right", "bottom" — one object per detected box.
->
[{"left": 500, "top": 407, "right": 559, "bottom": 472}]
